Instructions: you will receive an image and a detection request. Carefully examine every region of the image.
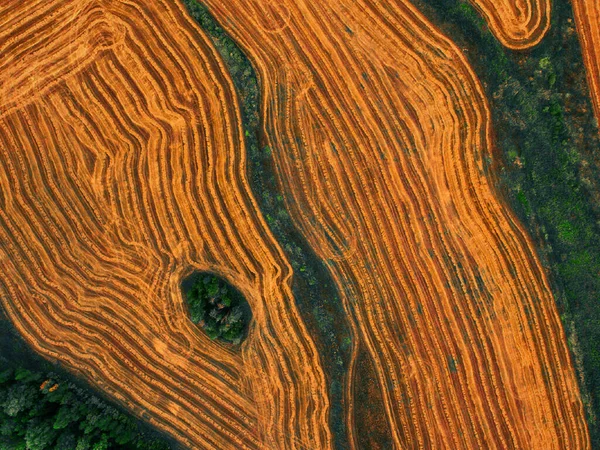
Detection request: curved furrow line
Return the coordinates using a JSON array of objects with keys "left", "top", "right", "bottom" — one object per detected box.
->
[
  {"left": 131, "top": 3, "right": 332, "bottom": 442},
  {"left": 572, "top": 0, "right": 600, "bottom": 134},
  {"left": 466, "top": 0, "right": 550, "bottom": 49},
  {"left": 44, "top": 93, "right": 162, "bottom": 276},
  {"left": 433, "top": 34, "right": 589, "bottom": 445},
  {"left": 73, "top": 61, "right": 175, "bottom": 255},
  {"left": 199, "top": 0, "right": 590, "bottom": 447},
  {"left": 0, "top": 3, "right": 118, "bottom": 117},
  {"left": 93, "top": 23, "right": 267, "bottom": 282},
  {"left": 0, "top": 289, "right": 235, "bottom": 449},
  {"left": 0, "top": 196, "right": 254, "bottom": 438},
  {"left": 299, "top": 90, "right": 483, "bottom": 447},
  {"left": 370, "top": 63, "right": 521, "bottom": 445},
  {"left": 297, "top": 62, "right": 460, "bottom": 449},
  {"left": 89, "top": 37, "right": 332, "bottom": 446},
  {"left": 0, "top": 0, "right": 332, "bottom": 448},
  {"left": 372, "top": 0, "right": 584, "bottom": 442},
  {"left": 406, "top": 2, "right": 587, "bottom": 444},
  {"left": 402, "top": 6, "right": 586, "bottom": 445},
  {"left": 296, "top": 36, "right": 510, "bottom": 446}
]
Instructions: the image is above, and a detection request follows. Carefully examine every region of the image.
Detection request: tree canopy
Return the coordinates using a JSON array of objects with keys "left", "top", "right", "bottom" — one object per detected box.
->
[
  {"left": 0, "top": 367, "right": 171, "bottom": 450},
  {"left": 185, "top": 274, "right": 249, "bottom": 344}
]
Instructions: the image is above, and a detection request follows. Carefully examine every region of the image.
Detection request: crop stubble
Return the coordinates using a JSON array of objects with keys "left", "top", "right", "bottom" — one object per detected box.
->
[
  {"left": 467, "top": 0, "right": 550, "bottom": 49},
  {"left": 198, "top": 0, "right": 589, "bottom": 448},
  {"left": 572, "top": 0, "right": 600, "bottom": 133},
  {"left": 0, "top": 0, "right": 331, "bottom": 448}
]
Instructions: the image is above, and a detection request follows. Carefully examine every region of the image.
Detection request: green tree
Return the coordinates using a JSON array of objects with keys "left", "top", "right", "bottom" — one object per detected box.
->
[
  {"left": 25, "top": 418, "right": 58, "bottom": 450},
  {"left": 184, "top": 274, "right": 249, "bottom": 343}
]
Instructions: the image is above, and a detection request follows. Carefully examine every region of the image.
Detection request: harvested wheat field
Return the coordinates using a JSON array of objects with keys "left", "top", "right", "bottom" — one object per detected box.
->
[
  {"left": 199, "top": 0, "right": 590, "bottom": 448},
  {"left": 0, "top": 0, "right": 592, "bottom": 448},
  {"left": 467, "top": 0, "right": 551, "bottom": 49},
  {"left": 572, "top": 0, "right": 600, "bottom": 133},
  {"left": 0, "top": 0, "right": 332, "bottom": 448}
]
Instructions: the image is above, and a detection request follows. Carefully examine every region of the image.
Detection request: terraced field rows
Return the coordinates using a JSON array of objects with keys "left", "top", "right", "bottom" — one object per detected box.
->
[
  {"left": 199, "top": 0, "right": 590, "bottom": 447},
  {"left": 467, "top": 0, "right": 551, "bottom": 49},
  {"left": 0, "top": 0, "right": 331, "bottom": 448},
  {"left": 572, "top": 0, "right": 600, "bottom": 134}
]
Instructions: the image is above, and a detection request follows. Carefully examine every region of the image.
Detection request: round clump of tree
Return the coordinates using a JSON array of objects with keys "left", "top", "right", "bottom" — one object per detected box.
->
[{"left": 184, "top": 274, "right": 249, "bottom": 345}]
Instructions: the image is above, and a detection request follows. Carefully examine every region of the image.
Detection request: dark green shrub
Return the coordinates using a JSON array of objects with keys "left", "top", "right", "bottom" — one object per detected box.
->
[{"left": 185, "top": 274, "right": 249, "bottom": 344}]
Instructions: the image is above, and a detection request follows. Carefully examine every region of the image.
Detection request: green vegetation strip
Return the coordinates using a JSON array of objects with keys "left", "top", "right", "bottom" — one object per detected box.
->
[
  {"left": 415, "top": 0, "right": 600, "bottom": 445},
  {"left": 181, "top": 2, "right": 353, "bottom": 448}
]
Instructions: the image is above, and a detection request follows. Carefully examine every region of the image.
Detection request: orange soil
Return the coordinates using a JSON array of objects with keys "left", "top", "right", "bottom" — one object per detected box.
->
[
  {"left": 468, "top": 0, "right": 551, "bottom": 49},
  {"left": 572, "top": 0, "right": 600, "bottom": 134},
  {"left": 0, "top": 0, "right": 331, "bottom": 448},
  {"left": 200, "top": 0, "right": 590, "bottom": 448}
]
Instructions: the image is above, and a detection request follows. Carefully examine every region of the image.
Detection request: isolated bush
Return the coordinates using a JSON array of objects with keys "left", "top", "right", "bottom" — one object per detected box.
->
[{"left": 185, "top": 274, "right": 249, "bottom": 344}]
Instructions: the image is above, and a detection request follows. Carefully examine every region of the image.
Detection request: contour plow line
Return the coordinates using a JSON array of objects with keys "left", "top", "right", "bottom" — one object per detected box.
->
[
  {"left": 572, "top": 0, "right": 600, "bottom": 135},
  {"left": 467, "top": 0, "right": 551, "bottom": 49},
  {"left": 199, "top": 0, "right": 590, "bottom": 448},
  {"left": 0, "top": 0, "right": 331, "bottom": 448}
]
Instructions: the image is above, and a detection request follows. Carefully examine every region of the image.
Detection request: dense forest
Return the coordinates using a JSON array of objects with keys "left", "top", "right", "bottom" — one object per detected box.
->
[{"left": 0, "top": 367, "right": 171, "bottom": 450}]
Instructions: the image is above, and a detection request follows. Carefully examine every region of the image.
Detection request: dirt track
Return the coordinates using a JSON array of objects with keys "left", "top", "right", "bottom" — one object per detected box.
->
[
  {"left": 467, "top": 0, "right": 551, "bottom": 49},
  {"left": 572, "top": 0, "right": 600, "bottom": 133},
  {"left": 0, "top": 0, "right": 331, "bottom": 448},
  {"left": 199, "top": 0, "right": 590, "bottom": 447}
]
